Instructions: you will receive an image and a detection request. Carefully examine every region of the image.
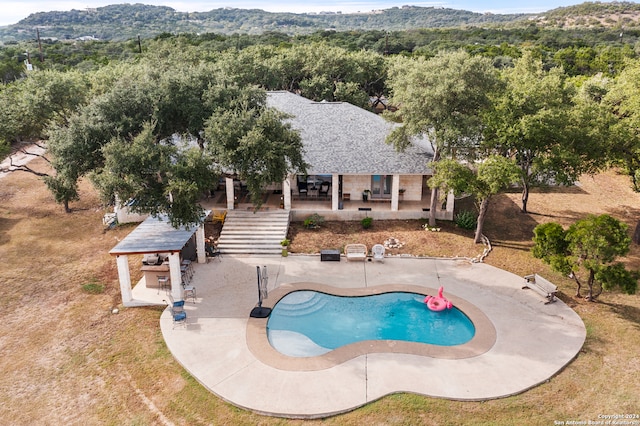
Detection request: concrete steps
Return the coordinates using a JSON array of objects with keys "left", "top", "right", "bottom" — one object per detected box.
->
[{"left": 217, "top": 210, "right": 290, "bottom": 255}]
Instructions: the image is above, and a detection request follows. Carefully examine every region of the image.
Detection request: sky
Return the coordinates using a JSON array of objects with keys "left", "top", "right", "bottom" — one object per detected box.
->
[{"left": 0, "top": 0, "right": 608, "bottom": 27}]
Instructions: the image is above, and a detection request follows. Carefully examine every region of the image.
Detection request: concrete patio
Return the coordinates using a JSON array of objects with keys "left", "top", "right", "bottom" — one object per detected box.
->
[{"left": 156, "top": 255, "right": 586, "bottom": 419}]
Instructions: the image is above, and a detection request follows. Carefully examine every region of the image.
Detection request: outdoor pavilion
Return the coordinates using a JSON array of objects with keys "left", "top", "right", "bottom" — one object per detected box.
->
[{"left": 109, "top": 213, "right": 209, "bottom": 307}]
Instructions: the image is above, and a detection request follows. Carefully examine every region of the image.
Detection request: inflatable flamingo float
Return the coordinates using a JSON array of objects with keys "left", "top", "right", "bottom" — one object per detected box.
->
[{"left": 424, "top": 286, "right": 453, "bottom": 311}]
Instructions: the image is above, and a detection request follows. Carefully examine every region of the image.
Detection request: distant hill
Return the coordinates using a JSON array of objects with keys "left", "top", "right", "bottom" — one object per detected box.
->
[
  {"left": 1, "top": 2, "right": 639, "bottom": 44},
  {"left": 0, "top": 4, "right": 529, "bottom": 43},
  {"left": 534, "top": 1, "right": 640, "bottom": 27}
]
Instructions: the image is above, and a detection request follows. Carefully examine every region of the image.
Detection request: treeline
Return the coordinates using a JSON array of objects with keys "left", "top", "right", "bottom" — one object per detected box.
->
[{"left": 1, "top": 25, "right": 639, "bottom": 84}]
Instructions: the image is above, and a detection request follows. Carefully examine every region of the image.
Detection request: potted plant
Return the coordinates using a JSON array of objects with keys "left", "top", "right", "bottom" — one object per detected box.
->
[
  {"left": 280, "top": 239, "right": 290, "bottom": 257},
  {"left": 362, "top": 189, "right": 371, "bottom": 202}
]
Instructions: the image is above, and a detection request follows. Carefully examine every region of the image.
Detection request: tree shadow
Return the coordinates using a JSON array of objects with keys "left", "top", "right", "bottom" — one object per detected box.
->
[
  {"left": 0, "top": 217, "right": 20, "bottom": 246},
  {"left": 483, "top": 194, "right": 540, "bottom": 244},
  {"left": 600, "top": 301, "right": 640, "bottom": 331}
]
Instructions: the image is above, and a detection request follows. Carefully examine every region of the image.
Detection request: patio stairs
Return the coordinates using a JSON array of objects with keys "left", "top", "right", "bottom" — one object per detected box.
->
[{"left": 217, "top": 210, "right": 290, "bottom": 255}]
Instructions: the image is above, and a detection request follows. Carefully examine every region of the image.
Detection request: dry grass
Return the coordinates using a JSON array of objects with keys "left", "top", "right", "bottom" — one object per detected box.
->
[{"left": 1, "top": 158, "right": 639, "bottom": 425}]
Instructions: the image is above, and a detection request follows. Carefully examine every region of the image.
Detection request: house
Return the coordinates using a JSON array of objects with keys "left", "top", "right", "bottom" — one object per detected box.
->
[{"left": 215, "top": 91, "right": 454, "bottom": 221}]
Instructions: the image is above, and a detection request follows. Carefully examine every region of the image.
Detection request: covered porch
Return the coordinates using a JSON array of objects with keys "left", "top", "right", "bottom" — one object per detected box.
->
[{"left": 202, "top": 173, "right": 454, "bottom": 222}]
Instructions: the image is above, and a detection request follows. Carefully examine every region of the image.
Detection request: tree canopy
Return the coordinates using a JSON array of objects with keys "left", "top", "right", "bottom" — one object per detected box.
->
[
  {"left": 47, "top": 61, "right": 306, "bottom": 225},
  {"left": 604, "top": 60, "right": 640, "bottom": 191},
  {"left": 385, "top": 50, "right": 500, "bottom": 225},
  {"left": 483, "top": 51, "right": 608, "bottom": 212}
]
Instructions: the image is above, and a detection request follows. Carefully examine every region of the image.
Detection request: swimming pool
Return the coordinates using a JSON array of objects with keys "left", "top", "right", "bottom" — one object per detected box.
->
[{"left": 267, "top": 290, "right": 476, "bottom": 357}]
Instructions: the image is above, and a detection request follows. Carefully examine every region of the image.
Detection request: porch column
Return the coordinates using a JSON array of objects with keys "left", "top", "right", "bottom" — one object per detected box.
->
[
  {"left": 116, "top": 255, "right": 133, "bottom": 306},
  {"left": 225, "top": 177, "right": 235, "bottom": 210},
  {"left": 283, "top": 176, "right": 292, "bottom": 210},
  {"left": 445, "top": 190, "right": 455, "bottom": 220},
  {"left": 331, "top": 174, "right": 339, "bottom": 211},
  {"left": 168, "top": 252, "right": 183, "bottom": 302},
  {"left": 391, "top": 174, "right": 400, "bottom": 212},
  {"left": 196, "top": 224, "right": 206, "bottom": 264}
]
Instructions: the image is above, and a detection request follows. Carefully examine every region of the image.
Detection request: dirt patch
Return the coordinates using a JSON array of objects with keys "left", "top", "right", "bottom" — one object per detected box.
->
[{"left": 288, "top": 219, "right": 481, "bottom": 259}]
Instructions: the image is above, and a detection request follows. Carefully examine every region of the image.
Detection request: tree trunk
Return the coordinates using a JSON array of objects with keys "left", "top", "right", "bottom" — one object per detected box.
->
[
  {"left": 570, "top": 272, "right": 582, "bottom": 298},
  {"left": 63, "top": 199, "right": 71, "bottom": 213},
  {"left": 428, "top": 146, "right": 441, "bottom": 227},
  {"left": 521, "top": 180, "right": 529, "bottom": 213},
  {"left": 633, "top": 220, "right": 640, "bottom": 245},
  {"left": 428, "top": 187, "right": 438, "bottom": 227},
  {"left": 585, "top": 269, "right": 596, "bottom": 301},
  {"left": 474, "top": 197, "right": 489, "bottom": 244}
]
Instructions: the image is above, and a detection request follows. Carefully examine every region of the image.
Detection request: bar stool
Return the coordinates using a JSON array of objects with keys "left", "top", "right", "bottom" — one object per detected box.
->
[
  {"left": 181, "top": 259, "right": 194, "bottom": 279},
  {"left": 183, "top": 282, "right": 197, "bottom": 303},
  {"left": 157, "top": 276, "right": 170, "bottom": 294},
  {"left": 180, "top": 265, "right": 191, "bottom": 285}
]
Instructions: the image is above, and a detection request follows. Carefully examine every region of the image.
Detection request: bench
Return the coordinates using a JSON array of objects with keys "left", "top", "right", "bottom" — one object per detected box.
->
[
  {"left": 523, "top": 274, "right": 558, "bottom": 304},
  {"left": 344, "top": 244, "right": 367, "bottom": 261}
]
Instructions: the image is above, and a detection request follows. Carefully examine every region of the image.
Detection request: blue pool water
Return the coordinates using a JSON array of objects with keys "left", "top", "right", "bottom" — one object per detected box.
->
[{"left": 267, "top": 291, "right": 476, "bottom": 357}]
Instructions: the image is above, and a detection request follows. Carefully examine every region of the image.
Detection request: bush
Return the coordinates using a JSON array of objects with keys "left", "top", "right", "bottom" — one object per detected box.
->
[
  {"left": 304, "top": 213, "right": 325, "bottom": 229},
  {"left": 455, "top": 210, "right": 477, "bottom": 230},
  {"left": 361, "top": 217, "right": 373, "bottom": 229}
]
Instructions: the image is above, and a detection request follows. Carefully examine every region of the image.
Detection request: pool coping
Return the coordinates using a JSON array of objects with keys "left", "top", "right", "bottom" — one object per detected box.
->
[{"left": 246, "top": 282, "right": 497, "bottom": 371}]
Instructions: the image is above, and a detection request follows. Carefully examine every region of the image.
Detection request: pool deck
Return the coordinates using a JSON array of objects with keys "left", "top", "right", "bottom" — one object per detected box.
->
[{"left": 155, "top": 255, "right": 586, "bottom": 419}]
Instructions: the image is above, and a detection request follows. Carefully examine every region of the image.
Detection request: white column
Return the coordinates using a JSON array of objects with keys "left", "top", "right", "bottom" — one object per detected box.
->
[
  {"left": 445, "top": 190, "right": 455, "bottom": 214},
  {"left": 283, "top": 176, "right": 292, "bottom": 210},
  {"left": 116, "top": 255, "right": 133, "bottom": 306},
  {"left": 332, "top": 174, "right": 340, "bottom": 211},
  {"left": 226, "top": 177, "right": 235, "bottom": 210},
  {"left": 168, "top": 252, "right": 183, "bottom": 302},
  {"left": 196, "top": 225, "right": 206, "bottom": 264},
  {"left": 391, "top": 174, "right": 400, "bottom": 212}
]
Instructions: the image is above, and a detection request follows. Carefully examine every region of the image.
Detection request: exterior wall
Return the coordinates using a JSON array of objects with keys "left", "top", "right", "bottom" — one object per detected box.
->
[
  {"left": 116, "top": 205, "right": 149, "bottom": 224},
  {"left": 291, "top": 209, "right": 427, "bottom": 221},
  {"left": 399, "top": 175, "right": 424, "bottom": 201},
  {"left": 343, "top": 175, "right": 372, "bottom": 201},
  {"left": 291, "top": 208, "right": 453, "bottom": 222}
]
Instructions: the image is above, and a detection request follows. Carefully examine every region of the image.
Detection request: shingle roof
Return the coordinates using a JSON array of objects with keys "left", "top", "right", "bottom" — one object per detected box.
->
[{"left": 267, "top": 91, "right": 434, "bottom": 175}]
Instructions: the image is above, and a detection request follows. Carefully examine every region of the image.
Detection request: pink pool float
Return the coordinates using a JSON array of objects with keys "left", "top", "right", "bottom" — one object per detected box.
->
[{"left": 424, "top": 286, "right": 453, "bottom": 311}]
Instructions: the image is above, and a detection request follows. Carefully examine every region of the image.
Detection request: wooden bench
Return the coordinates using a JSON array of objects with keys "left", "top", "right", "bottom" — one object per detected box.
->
[
  {"left": 345, "top": 244, "right": 367, "bottom": 261},
  {"left": 523, "top": 274, "right": 558, "bottom": 304}
]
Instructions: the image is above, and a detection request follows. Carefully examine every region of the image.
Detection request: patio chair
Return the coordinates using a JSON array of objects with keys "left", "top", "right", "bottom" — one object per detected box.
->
[
  {"left": 171, "top": 300, "right": 187, "bottom": 328},
  {"left": 319, "top": 182, "right": 330, "bottom": 198},
  {"left": 372, "top": 244, "right": 385, "bottom": 262},
  {"left": 298, "top": 180, "right": 308, "bottom": 197}
]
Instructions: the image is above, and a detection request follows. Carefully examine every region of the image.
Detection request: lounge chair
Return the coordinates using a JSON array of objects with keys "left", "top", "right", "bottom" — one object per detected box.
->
[{"left": 372, "top": 244, "right": 385, "bottom": 262}]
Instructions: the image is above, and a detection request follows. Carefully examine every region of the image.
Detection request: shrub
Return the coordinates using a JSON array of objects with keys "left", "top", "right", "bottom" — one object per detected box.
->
[
  {"left": 304, "top": 213, "right": 325, "bottom": 229},
  {"left": 361, "top": 217, "right": 373, "bottom": 229},
  {"left": 455, "top": 210, "right": 477, "bottom": 230}
]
